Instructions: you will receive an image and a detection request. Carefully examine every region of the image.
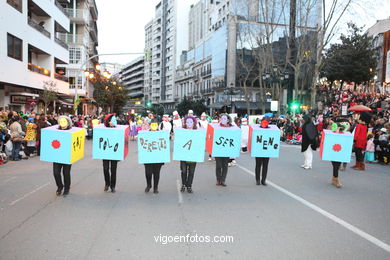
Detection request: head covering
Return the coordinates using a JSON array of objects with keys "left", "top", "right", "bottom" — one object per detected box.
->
[
  {"left": 380, "top": 128, "right": 387, "bottom": 133},
  {"left": 242, "top": 118, "right": 248, "bottom": 125},
  {"left": 188, "top": 110, "right": 194, "bottom": 114},
  {"left": 173, "top": 111, "right": 179, "bottom": 116},
  {"left": 104, "top": 113, "right": 115, "bottom": 127},
  {"left": 201, "top": 112, "right": 206, "bottom": 117},
  {"left": 260, "top": 117, "right": 270, "bottom": 128}
]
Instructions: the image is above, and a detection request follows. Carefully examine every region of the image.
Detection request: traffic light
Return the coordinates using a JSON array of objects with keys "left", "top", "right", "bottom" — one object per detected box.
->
[
  {"left": 145, "top": 100, "right": 152, "bottom": 108},
  {"left": 290, "top": 101, "right": 300, "bottom": 111}
]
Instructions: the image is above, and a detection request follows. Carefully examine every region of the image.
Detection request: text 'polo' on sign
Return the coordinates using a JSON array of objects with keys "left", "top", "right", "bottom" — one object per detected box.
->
[
  {"left": 99, "top": 137, "right": 119, "bottom": 152},
  {"left": 139, "top": 137, "right": 168, "bottom": 152},
  {"left": 256, "top": 135, "right": 279, "bottom": 150}
]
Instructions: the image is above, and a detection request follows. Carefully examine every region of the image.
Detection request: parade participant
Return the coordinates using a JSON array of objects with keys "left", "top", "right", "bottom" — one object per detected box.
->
[
  {"left": 172, "top": 111, "right": 182, "bottom": 129},
  {"left": 198, "top": 112, "right": 212, "bottom": 160},
  {"left": 180, "top": 116, "right": 198, "bottom": 193},
  {"left": 351, "top": 111, "right": 371, "bottom": 171},
  {"left": 254, "top": 118, "right": 271, "bottom": 185},
  {"left": 188, "top": 110, "right": 194, "bottom": 117},
  {"left": 9, "top": 116, "right": 23, "bottom": 161},
  {"left": 215, "top": 114, "right": 233, "bottom": 186},
  {"left": 329, "top": 122, "right": 345, "bottom": 188},
  {"left": 365, "top": 134, "right": 375, "bottom": 163},
  {"left": 101, "top": 114, "right": 119, "bottom": 193},
  {"left": 129, "top": 116, "right": 137, "bottom": 141},
  {"left": 159, "top": 114, "right": 172, "bottom": 132},
  {"left": 301, "top": 114, "right": 318, "bottom": 169},
  {"left": 24, "top": 118, "right": 37, "bottom": 157},
  {"left": 144, "top": 119, "right": 164, "bottom": 194},
  {"left": 53, "top": 116, "right": 73, "bottom": 196}
]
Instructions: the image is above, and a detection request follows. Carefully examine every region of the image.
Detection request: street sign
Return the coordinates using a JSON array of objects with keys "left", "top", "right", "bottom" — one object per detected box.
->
[{"left": 271, "top": 101, "right": 278, "bottom": 111}]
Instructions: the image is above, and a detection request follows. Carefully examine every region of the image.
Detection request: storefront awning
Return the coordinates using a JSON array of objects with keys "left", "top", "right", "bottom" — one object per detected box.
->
[
  {"left": 233, "top": 101, "right": 261, "bottom": 110},
  {"left": 208, "top": 102, "right": 226, "bottom": 109}
]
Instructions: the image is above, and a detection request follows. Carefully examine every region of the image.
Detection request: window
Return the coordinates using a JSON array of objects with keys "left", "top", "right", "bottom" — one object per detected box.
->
[
  {"left": 69, "top": 47, "right": 81, "bottom": 64},
  {"left": 7, "top": 33, "right": 22, "bottom": 61},
  {"left": 7, "top": 0, "right": 22, "bottom": 13}
]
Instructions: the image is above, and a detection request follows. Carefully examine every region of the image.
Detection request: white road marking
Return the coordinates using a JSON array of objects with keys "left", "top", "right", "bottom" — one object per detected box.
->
[
  {"left": 9, "top": 182, "right": 50, "bottom": 206},
  {"left": 176, "top": 179, "right": 183, "bottom": 205},
  {"left": 0, "top": 176, "right": 17, "bottom": 185},
  {"left": 237, "top": 164, "right": 390, "bottom": 253}
]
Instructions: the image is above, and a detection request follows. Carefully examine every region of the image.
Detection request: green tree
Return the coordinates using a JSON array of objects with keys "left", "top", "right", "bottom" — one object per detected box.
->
[
  {"left": 93, "top": 79, "right": 128, "bottom": 114},
  {"left": 176, "top": 96, "right": 207, "bottom": 116},
  {"left": 41, "top": 81, "right": 58, "bottom": 115},
  {"left": 321, "top": 23, "right": 377, "bottom": 86}
]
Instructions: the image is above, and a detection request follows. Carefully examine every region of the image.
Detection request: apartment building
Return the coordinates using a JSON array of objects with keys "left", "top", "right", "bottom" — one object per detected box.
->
[
  {"left": 120, "top": 56, "right": 145, "bottom": 113},
  {"left": 144, "top": 0, "right": 198, "bottom": 113},
  {"left": 56, "top": 0, "right": 99, "bottom": 115},
  {"left": 368, "top": 18, "right": 390, "bottom": 93},
  {"left": 0, "top": 0, "right": 71, "bottom": 113}
]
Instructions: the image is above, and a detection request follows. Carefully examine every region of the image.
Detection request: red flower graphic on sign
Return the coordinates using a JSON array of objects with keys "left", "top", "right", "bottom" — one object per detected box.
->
[
  {"left": 332, "top": 144, "right": 342, "bottom": 152},
  {"left": 52, "top": 140, "right": 61, "bottom": 149}
]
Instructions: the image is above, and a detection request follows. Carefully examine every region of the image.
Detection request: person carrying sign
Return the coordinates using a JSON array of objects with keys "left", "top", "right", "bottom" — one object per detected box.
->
[
  {"left": 143, "top": 119, "right": 165, "bottom": 194},
  {"left": 215, "top": 114, "right": 233, "bottom": 187},
  {"left": 102, "top": 114, "right": 119, "bottom": 193},
  {"left": 53, "top": 116, "right": 73, "bottom": 196},
  {"left": 179, "top": 116, "right": 198, "bottom": 193},
  {"left": 254, "top": 118, "right": 271, "bottom": 186}
]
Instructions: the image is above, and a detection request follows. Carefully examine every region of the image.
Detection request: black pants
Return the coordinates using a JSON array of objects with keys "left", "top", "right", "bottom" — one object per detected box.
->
[
  {"left": 215, "top": 157, "right": 229, "bottom": 183},
  {"left": 144, "top": 163, "right": 163, "bottom": 189},
  {"left": 355, "top": 148, "right": 364, "bottom": 162},
  {"left": 53, "top": 163, "right": 72, "bottom": 191},
  {"left": 331, "top": 161, "right": 341, "bottom": 177},
  {"left": 180, "top": 161, "right": 196, "bottom": 187},
  {"left": 103, "top": 160, "right": 118, "bottom": 189},
  {"left": 255, "top": 157, "right": 270, "bottom": 182}
]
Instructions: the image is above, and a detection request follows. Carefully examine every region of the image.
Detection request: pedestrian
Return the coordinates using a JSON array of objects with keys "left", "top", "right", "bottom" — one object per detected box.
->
[
  {"left": 254, "top": 118, "right": 271, "bottom": 186},
  {"left": 144, "top": 119, "right": 164, "bottom": 194},
  {"left": 101, "top": 114, "right": 119, "bottom": 193},
  {"left": 215, "top": 114, "right": 233, "bottom": 187},
  {"left": 329, "top": 123, "right": 344, "bottom": 188},
  {"left": 129, "top": 116, "right": 137, "bottom": 141},
  {"left": 301, "top": 114, "right": 318, "bottom": 169},
  {"left": 53, "top": 116, "right": 74, "bottom": 196},
  {"left": 365, "top": 133, "right": 375, "bottom": 163},
  {"left": 180, "top": 116, "right": 198, "bottom": 193},
  {"left": 9, "top": 116, "right": 24, "bottom": 161}
]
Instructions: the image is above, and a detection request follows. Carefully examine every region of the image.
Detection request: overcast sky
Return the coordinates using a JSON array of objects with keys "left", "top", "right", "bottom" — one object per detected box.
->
[{"left": 95, "top": 0, "right": 390, "bottom": 65}]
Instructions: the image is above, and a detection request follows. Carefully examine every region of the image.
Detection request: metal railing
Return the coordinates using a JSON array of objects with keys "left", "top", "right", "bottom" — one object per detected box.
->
[
  {"left": 55, "top": 37, "right": 69, "bottom": 50},
  {"left": 28, "top": 18, "right": 51, "bottom": 38},
  {"left": 28, "top": 63, "right": 51, "bottom": 77},
  {"left": 55, "top": 0, "right": 69, "bottom": 17}
]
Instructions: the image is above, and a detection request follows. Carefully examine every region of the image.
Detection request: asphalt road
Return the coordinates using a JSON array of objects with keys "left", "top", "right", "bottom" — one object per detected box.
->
[{"left": 0, "top": 140, "right": 389, "bottom": 260}]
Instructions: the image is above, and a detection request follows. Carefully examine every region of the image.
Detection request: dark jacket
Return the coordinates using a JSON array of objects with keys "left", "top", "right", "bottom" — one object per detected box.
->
[{"left": 301, "top": 115, "right": 318, "bottom": 152}]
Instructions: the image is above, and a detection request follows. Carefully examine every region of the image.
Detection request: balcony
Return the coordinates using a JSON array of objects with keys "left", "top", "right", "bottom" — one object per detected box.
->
[
  {"left": 28, "top": 63, "right": 51, "bottom": 77},
  {"left": 89, "top": 0, "right": 98, "bottom": 20},
  {"left": 89, "top": 21, "right": 98, "bottom": 42},
  {"left": 55, "top": 37, "right": 68, "bottom": 50},
  {"left": 28, "top": 18, "right": 51, "bottom": 38},
  {"left": 54, "top": 73, "right": 68, "bottom": 82},
  {"left": 56, "top": 33, "right": 85, "bottom": 45},
  {"left": 65, "top": 8, "right": 89, "bottom": 24},
  {"left": 201, "top": 69, "right": 212, "bottom": 77},
  {"left": 55, "top": 0, "right": 69, "bottom": 17}
]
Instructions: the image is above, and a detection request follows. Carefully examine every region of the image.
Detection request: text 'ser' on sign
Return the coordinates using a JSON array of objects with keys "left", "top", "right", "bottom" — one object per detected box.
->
[
  {"left": 248, "top": 124, "right": 281, "bottom": 158},
  {"left": 173, "top": 128, "right": 206, "bottom": 162},
  {"left": 206, "top": 123, "right": 242, "bottom": 158},
  {"left": 92, "top": 125, "right": 129, "bottom": 161},
  {"left": 137, "top": 130, "right": 170, "bottom": 164},
  {"left": 40, "top": 126, "right": 85, "bottom": 164},
  {"left": 319, "top": 130, "right": 353, "bottom": 163}
]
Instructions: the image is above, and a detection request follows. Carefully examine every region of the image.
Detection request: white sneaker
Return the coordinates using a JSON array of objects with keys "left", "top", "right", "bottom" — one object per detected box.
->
[
  {"left": 228, "top": 162, "right": 232, "bottom": 167},
  {"left": 232, "top": 160, "right": 237, "bottom": 165},
  {"left": 208, "top": 157, "right": 212, "bottom": 161},
  {"left": 300, "top": 164, "right": 306, "bottom": 168},
  {"left": 303, "top": 166, "right": 312, "bottom": 170}
]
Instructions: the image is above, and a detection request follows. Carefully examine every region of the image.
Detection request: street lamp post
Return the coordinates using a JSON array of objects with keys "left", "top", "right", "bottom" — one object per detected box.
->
[
  {"left": 262, "top": 66, "right": 289, "bottom": 114},
  {"left": 76, "top": 52, "right": 145, "bottom": 115}
]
